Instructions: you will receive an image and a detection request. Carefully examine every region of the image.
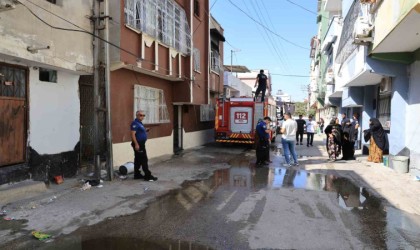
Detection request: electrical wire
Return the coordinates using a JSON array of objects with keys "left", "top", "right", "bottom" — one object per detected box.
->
[
  {"left": 227, "top": 0, "right": 309, "bottom": 50},
  {"left": 248, "top": 0, "right": 289, "bottom": 73},
  {"left": 17, "top": 0, "right": 192, "bottom": 80}
]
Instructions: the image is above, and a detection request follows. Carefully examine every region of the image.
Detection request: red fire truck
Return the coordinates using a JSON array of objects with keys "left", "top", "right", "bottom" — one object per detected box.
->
[{"left": 215, "top": 96, "right": 277, "bottom": 144}]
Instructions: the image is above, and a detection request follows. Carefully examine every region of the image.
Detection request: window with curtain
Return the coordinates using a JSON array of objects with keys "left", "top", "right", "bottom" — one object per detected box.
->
[
  {"left": 134, "top": 85, "right": 170, "bottom": 124},
  {"left": 377, "top": 93, "right": 391, "bottom": 130}
]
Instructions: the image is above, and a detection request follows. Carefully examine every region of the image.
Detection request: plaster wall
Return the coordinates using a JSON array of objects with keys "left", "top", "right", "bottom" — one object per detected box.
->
[
  {"left": 373, "top": 0, "right": 420, "bottom": 51},
  {"left": 406, "top": 61, "right": 420, "bottom": 171},
  {"left": 112, "top": 135, "right": 173, "bottom": 167},
  {"left": 389, "top": 68, "right": 409, "bottom": 155},
  {"left": 183, "top": 128, "right": 214, "bottom": 150},
  {"left": 29, "top": 68, "right": 80, "bottom": 154},
  {"left": 0, "top": 0, "right": 93, "bottom": 73}
]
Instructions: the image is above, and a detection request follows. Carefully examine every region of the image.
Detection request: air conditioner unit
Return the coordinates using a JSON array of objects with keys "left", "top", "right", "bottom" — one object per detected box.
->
[
  {"left": 225, "top": 88, "right": 231, "bottom": 98},
  {"left": 353, "top": 16, "right": 373, "bottom": 44},
  {"left": 379, "top": 78, "right": 392, "bottom": 94}
]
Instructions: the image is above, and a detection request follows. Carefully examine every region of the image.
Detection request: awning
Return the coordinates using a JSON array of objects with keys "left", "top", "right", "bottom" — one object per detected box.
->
[
  {"left": 110, "top": 62, "right": 184, "bottom": 82},
  {"left": 210, "top": 28, "right": 226, "bottom": 42},
  {"left": 329, "top": 90, "right": 343, "bottom": 98},
  {"left": 344, "top": 67, "right": 383, "bottom": 87}
]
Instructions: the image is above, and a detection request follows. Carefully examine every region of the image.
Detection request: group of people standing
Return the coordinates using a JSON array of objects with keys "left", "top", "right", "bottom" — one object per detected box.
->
[
  {"left": 295, "top": 115, "right": 318, "bottom": 147},
  {"left": 324, "top": 113, "right": 359, "bottom": 162},
  {"left": 323, "top": 113, "right": 388, "bottom": 163}
]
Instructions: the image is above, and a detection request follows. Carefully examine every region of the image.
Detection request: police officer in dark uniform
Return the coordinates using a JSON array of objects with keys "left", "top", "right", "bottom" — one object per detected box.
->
[
  {"left": 131, "top": 110, "right": 158, "bottom": 181},
  {"left": 255, "top": 116, "right": 272, "bottom": 167},
  {"left": 254, "top": 69, "right": 269, "bottom": 102}
]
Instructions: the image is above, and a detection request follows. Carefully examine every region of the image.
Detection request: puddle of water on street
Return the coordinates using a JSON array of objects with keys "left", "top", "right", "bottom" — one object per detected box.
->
[{"left": 11, "top": 164, "right": 420, "bottom": 249}]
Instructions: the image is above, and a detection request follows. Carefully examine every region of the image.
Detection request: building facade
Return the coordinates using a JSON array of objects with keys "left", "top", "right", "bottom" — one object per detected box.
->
[
  {"left": 109, "top": 0, "right": 219, "bottom": 166},
  {"left": 310, "top": 0, "right": 420, "bottom": 174},
  {"left": 0, "top": 0, "right": 94, "bottom": 184}
]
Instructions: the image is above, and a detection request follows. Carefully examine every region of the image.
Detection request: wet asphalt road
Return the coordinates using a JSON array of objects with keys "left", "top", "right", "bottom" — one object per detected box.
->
[{"left": 3, "top": 142, "right": 420, "bottom": 249}]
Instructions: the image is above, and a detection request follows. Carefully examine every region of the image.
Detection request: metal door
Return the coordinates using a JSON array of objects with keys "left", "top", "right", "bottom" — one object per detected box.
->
[
  {"left": 0, "top": 64, "right": 27, "bottom": 166},
  {"left": 230, "top": 107, "right": 252, "bottom": 133}
]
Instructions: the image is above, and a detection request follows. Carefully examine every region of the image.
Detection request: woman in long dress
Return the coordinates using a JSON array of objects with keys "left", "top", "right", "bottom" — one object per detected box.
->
[
  {"left": 364, "top": 118, "right": 388, "bottom": 163},
  {"left": 341, "top": 118, "right": 356, "bottom": 160},
  {"left": 324, "top": 118, "right": 342, "bottom": 162}
]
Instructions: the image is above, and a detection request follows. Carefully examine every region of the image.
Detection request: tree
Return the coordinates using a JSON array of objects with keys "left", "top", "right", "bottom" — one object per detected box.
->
[{"left": 294, "top": 102, "right": 307, "bottom": 116}]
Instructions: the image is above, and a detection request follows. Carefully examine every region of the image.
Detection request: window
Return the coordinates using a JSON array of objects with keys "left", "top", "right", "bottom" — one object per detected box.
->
[
  {"left": 377, "top": 93, "right": 391, "bottom": 130},
  {"left": 193, "top": 47, "right": 200, "bottom": 72},
  {"left": 134, "top": 85, "right": 170, "bottom": 124},
  {"left": 194, "top": 0, "right": 200, "bottom": 17},
  {"left": 210, "top": 50, "right": 220, "bottom": 73},
  {"left": 200, "top": 104, "right": 215, "bottom": 121},
  {"left": 125, "top": 0, "right": 191, "bottom": 55},
  {"left": 39, "top": 68, "right": 57, "bottom": 83}
]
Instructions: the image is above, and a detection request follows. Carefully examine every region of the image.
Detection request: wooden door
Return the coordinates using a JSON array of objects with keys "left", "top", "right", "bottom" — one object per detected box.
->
[{"left": 0, "top": 64, "right": 27, "bottom": 166}]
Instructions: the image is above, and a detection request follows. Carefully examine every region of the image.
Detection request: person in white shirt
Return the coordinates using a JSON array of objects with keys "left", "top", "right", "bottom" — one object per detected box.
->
[
  {"left": 306, "top": 115, "right": 317, "bottom": 147},
  {"left": 281, "top": 112, "right": 298, "bottom": 166}
]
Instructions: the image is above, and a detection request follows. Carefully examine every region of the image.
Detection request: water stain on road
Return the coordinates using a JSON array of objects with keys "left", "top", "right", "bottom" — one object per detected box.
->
[{"left": 7, "top": 162, "right": 420, "bottom": 249}]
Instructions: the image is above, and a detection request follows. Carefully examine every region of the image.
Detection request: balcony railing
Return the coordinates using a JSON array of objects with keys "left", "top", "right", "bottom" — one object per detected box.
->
[
  {"left": 124, "top": 0, "right": 191, "bottom": 55},
  {"left": 336, "top": 1, "right": 361, "bottom": 64}
]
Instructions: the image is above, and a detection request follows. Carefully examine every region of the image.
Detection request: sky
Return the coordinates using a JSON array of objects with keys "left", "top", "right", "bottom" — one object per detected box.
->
[{"left": 210, "top": 0, "right": 318, "bottom": 102}]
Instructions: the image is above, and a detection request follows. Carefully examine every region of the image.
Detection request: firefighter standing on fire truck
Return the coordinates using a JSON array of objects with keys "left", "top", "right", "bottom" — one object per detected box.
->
[{"left": 254, "top": 69, "right": 269, "bottom": 102}]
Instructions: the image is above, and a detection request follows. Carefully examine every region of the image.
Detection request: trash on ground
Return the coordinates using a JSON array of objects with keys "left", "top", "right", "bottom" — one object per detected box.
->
[
  {"left": 119, "top": 175, "right": 128, "bottom": 180},
  {"left": 144, "top": 187, "right": 149, "bottom": 191},
  {"left": 0, "top": 210, "right": 7, "bottom": 216},
  {"left": 86, "top": 172, "right": 95, "bottom": 177},
  {"left": 81, "top": 182, "right": 91, "bottom": 191},
  {"left": 4, "top": 217, "right": 15, "bottom": 221},
  {"left": 53, "top": 175, "right": 64, "bottom": 184},
  {"left": 32, "top": 231, "right": 51, "bottom": 241},
  {"left": 96, "top": 184, "right": 103, "bottom": 188}
]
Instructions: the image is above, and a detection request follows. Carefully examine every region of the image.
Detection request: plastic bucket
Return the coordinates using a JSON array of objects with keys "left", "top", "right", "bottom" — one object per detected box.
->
[
  {"left": 391, "top": 156, "right": 409, "bottom": 173},
  {"left": 119, "top": 162, "right": 135, "bottom": 175},
  {"left": 382, "top": 156, "right": 388, "bottom": 167}
]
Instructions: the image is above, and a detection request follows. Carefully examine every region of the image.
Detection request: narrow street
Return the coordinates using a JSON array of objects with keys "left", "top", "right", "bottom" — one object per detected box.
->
[{"left": 2, "top": 135, "right": 420, "bottom": 249}]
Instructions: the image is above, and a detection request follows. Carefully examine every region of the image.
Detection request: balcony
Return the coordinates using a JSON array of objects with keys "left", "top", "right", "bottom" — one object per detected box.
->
[
  {"left": 372, "top": 1, "right": 420, "bottom": 56},
  {"left": 223, "top": 72, "right": 252, "bottom": 97},
  {"left": 324, "top": 0, "right": 342, "bottom": 12}
]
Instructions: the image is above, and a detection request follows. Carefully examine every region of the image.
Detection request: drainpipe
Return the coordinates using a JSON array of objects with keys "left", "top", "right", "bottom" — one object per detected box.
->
[
  {"left": 104, "top": 0, "right": 114, "bottom": 181},
  {"left": 207, "top": 3, "right": 210, "bottom": 105},
  {"left": 190, "top": 0, "right": 194, "bottom": 103}
]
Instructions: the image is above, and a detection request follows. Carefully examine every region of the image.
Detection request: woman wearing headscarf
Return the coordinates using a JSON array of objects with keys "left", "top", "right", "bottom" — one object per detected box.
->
[
  {"left": 324, "top": 118, "right": 342, "bottom": 162},
  {"left": 364, "top": 118, "right": 388, "bottom": 163},
  {"left": 341, "top": 118, "right": 356, "bottom": 160}
]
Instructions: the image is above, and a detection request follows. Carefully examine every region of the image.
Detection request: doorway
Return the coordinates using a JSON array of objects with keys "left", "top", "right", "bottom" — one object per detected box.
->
[
  {"left": 173, "top": 105, "right": 183, "bottom": 154},
  {"left": 0, "top": 63, "right": 28, "bottom": 167}
]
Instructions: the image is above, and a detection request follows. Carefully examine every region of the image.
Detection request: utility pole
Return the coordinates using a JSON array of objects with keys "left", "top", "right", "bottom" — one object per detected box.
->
[
  {"left": 103, "top": 0, "right": 114, "bottom": 181},
  {"left": 93, "top": 0, "right": 100, "bottom": 180}
]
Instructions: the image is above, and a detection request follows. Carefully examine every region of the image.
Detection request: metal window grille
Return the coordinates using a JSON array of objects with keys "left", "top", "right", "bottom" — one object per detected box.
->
[
  {"left": 336, "top": 1, "right": 361, "bottom": 64},
  {"left": 211, "top": 50, "right": 220, "bottom": 72},
  {"left": 200, "top": 104, "right": 215, "bottom": 121},
  {"left": 378, "top": 94, "right": 391, "bottom": 130},
  {"left": 124, "top": 0, "right": 191, "bottom": 55},
  {"left": 134, "top": 85, "right": 170, "bottom": 124},
  {"left": 193, "top": 47, "right": 200, "bottom": 72}
]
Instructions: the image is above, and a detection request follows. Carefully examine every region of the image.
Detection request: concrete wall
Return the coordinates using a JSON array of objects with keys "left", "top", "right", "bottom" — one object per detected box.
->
[
  {"left": 389, "top": 66, "right": 409, "bottom": 155},
  {"left": 183, "top": 128, "right": 214, "bottom": 149},
  {"left": 29, "top": 68, "right": 80, "bottom": 154},
  {"left": 407, "top": 61, "right": 420, "bottom": 172},
  {"left": 112, "top": 135, "right": 173, "bottom": 167},
  {"left": 373, "top": 0, "right": 420, "bottom": 51},
  {"left": 0, "top": 0, "right": 93, "bottom": 72}
]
